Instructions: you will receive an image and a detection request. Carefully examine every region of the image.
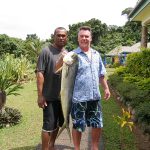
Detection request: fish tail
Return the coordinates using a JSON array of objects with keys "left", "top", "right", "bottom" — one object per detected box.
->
[
  {"left": 57, "top": 123, "right": 72, "bottom": 141},
  {"left": 66, "top": 126, "right": 72, "bottom": 142},
  {"left": 57, "top": 123, "right": 66, "bottom": 139}
]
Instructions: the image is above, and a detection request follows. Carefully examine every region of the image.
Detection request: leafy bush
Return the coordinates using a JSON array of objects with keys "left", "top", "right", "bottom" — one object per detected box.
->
[
  {"left": 0, "top": 55, "right": 23, "bottom": 96},
  {"left": 108, "top": 73, "right": 123, "bottom": 87},
  {"left": 0, "top": 54, "right": 32, "bottom": 83},
  {"left": 0, "top": 34, "right": 25, "bottom": 57},
  {"left": 0, "top": 53, "right": 32, "bottom": 108},
  {"left": 136, "top": 78, "right": 150, "bottom": 91},
  {"left": 109, "top": 74, "right": 149, "bottom": 108},
  {"left": 0, "top": 107, "right": 22, "bottom": 128},
  {"left": 135, "top": 102, "right": 150, "bottom": 134},
  {"left": 108, "top": 51, "right": 150, "bottom": 134},
  {"left": 126, "top": 48, "right": 150, "bottom": 78},
  {"left": 123, "top": 74, "right": 141, "bottom": 83},
  {"left": 112, "top": 62, "right": 121, "bottom": 68},
  {"left": 115, "top": 66, "right": 127, "bottom": 75}
]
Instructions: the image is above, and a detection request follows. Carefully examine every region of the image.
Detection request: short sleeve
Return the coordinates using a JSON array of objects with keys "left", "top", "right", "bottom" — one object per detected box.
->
[
  {"left": 36, "top": 49, "right": 49, "bottom": 73},
  {"left": 99, "top": 55, "right": 106, "bottom": 77}
]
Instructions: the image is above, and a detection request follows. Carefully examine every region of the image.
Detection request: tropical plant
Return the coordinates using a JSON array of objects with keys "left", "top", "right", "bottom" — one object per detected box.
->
[
  {"left": 24, "top": 37, "right": 43, "bottom": 63},
  {"left": 0, "top": 54, "right": 32, "bottom": 108},
  {"left": 113, "top": 108, "right": 134, "bottom": 150}
]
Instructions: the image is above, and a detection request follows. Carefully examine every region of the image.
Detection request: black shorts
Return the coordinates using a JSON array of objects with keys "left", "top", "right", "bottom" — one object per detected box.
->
[{"left": 42, "top": 101, "right": 64, "bottom": 132}]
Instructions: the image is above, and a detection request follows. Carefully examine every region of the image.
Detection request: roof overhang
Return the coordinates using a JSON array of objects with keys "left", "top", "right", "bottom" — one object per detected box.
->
[{"left": 128, "top": 0, "right": 150, "bottom": 26}]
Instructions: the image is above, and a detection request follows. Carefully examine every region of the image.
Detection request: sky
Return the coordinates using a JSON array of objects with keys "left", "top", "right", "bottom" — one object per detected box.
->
[{"left": 0, "top": 0, "right": 138, "bottom": 40}]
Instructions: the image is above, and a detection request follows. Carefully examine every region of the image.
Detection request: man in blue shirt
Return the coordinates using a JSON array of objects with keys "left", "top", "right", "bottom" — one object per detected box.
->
[{"left": 71, "top": 26, "right": 110, "bottom": 150}]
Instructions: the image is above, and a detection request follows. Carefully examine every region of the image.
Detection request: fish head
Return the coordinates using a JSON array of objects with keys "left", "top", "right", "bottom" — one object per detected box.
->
[{"left": 63, "top": 52, "right": 78, "bottom": 66}]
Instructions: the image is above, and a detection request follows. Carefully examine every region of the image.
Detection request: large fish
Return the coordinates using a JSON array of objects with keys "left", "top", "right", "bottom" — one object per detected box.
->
[{"left": 57, "top": 52, "right": 78, "bottom": 140}]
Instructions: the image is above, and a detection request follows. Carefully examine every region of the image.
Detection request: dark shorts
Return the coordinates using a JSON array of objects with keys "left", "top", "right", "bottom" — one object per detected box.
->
[
  {"left": 42, "top": 101, "right": 64, "bottom": 132},
  {"left": 71, "top": 100, "right": 103, "bottom": 132}
]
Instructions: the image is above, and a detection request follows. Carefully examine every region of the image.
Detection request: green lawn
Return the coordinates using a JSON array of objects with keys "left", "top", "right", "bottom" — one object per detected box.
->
[
  {"left": 0, "top": 68, "right": 137, "bottom": 150},
  {"left": 102, "top": 93, "right": 136, "bottom": 150},
  {"left": 102, "top": 67, "right": 136, "bottom": 150},
  {"left": 0, "top": 81, "right": 42, "bottom": 150}
]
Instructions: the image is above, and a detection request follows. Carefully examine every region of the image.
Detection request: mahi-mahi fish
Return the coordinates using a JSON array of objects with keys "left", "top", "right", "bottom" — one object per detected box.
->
[{"left": 56, "top": 52, "right": 78, "bottom": 140}]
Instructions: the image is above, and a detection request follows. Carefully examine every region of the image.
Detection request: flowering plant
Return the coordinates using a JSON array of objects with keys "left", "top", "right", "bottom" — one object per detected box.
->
[{"left": 113, "top": 108, "right": 134, "bottom": 131}]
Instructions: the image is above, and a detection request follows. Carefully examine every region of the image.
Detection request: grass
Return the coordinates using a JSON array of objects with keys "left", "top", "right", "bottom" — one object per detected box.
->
[
  {"left": 102, "top": 95, "right": 136, "bottom": 150},
  {"left": 0, "top": 68, "right": 137, "bottom": 150},
  {"left": 0, "top": 81, "right": 42, "bottom": 150},
  {"left": 101, "top": 67, "right": 136, "bottom": 150}
]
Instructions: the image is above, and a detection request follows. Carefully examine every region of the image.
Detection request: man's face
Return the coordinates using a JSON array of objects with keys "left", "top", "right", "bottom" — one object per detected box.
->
[
  {"left": 54, "top": 29, "right": 67, "bottom": 48},
  {"left": 78, "top": 30, "right": 92, "bottom": 50}
]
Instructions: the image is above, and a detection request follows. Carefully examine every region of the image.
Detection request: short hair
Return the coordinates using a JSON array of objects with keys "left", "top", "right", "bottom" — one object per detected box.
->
[
  {"left": 54, "top": 27, "right": 67, "bottom": 35},
  {"left": 78, "top": 26, "right": 92, "bottom": 35}
]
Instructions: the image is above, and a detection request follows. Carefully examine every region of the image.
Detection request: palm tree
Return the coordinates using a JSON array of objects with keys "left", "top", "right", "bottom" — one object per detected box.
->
[
  {"left": 121, "top": 7, "right": 133, "bottom": 16},
  {"left": 24, "top": 35, "right": 43, "bottom": 63}
]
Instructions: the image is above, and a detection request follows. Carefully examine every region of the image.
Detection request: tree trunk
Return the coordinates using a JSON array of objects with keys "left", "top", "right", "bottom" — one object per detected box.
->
[{"left": 0, "top": 91, "right": 6, "bottom": 110}]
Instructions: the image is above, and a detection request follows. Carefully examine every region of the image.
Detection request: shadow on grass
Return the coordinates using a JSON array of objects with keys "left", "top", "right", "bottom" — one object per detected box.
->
[
  {"left": 56, "top": 145, "right": 74, "bottom": 149},
  {"left": 9, "top": 146, "right": 35, "bottom": 150},
  {"left": 9, "top": 144, "right": 74, "bottom": 150}
]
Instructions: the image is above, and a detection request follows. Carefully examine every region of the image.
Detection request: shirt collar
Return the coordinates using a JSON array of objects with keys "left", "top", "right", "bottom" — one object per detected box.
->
[{"left": 75, "top": 47, "right": 96, "bottom": 54}]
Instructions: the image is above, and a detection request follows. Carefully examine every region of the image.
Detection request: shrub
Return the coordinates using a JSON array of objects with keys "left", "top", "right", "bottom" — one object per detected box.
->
[
  {"left": 0, "top": 107, "right": 22, "bottom": 128},
  {"left": 108, "top": 73, "right": 123, "bottom": 87},
  {"left": 115, "top": 66, "right": 127, "bottom": 75},
  {"left": 108, "top": 48, "right": 150, "bottom": 135},
  {"left": 0, "top": 54, "right": 32, "bottom": 82},
  {"left": 135, "top": 102, "right": 150, "bottom": 134},
  {"left": 126, "top": 48, "right": 150, "bottom": 78},
  {"left": 136, "top": 78, "right": 150, "bottom": 91}
]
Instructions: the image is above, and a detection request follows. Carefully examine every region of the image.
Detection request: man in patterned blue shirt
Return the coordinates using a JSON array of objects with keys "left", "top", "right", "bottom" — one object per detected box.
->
[{"left": 71, "top": 26, "right": 111, "bottom": 150}]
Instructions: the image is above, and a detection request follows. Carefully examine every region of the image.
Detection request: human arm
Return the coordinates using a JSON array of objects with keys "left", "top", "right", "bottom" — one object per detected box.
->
[
  {"left": 99, "top": 76, "right": 110, "bottom": 100},
  {"left": 36, "top": 72, "right": 47, "bottom": 108},
  {"left": 98, "top": 54, "right": 110, "bottom": 100}
]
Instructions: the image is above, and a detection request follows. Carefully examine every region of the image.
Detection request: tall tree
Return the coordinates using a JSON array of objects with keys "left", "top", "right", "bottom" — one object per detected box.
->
[
  {"left": 67, "top": 18, "right": 108, "bottom": 53},
  {"left": 121, "top": 7, "right": 133, "bottom": 16},
  {"left": 0, "top": 34, "right": 25, "bottom": 57}
]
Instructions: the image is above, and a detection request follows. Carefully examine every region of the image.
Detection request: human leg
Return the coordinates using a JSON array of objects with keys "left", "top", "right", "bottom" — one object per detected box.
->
[
  {"left": 86, "top": 100, "right": 103, "bottom": 150},
  {"left": 71, "top": 101, "right": 87, "bottom": 150},
  {"left": 41, "top": 128, "right": 59, "bottom": 150},
  {"left": 91, "top": 128, "right": 102, "bottom": 150},
  {"left": 72, "top": 128, "right": 82, "bottom": 150},
  {"left": 42, "top": 101, "right": 64, "bottom": 150},
  {"left": 49, "top": 128, "right": 59, "bottom": 150},
  {"left": 41, "top": 130, "right": 50, "bottom": 150}
]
